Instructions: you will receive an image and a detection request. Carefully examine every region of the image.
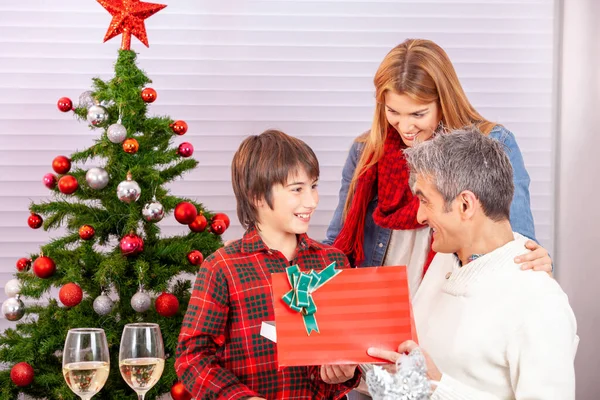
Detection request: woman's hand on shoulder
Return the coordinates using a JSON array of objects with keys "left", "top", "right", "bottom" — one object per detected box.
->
[{"left": 514, "top": 240, "right": 553, "bottom": 276}]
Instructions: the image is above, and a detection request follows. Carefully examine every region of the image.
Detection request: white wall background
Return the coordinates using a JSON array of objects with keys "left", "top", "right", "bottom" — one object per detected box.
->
[
  {"left": 0, "top": 0, "right": 563, "bottom": 393},
  {"left": 556, "top": 0, "right": 600, "bottom": 397}
]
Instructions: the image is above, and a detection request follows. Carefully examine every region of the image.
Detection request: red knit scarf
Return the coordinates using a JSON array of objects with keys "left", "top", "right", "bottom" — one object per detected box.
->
[{"left": 333, "top": 127, "right": 436, "bottom": 272}]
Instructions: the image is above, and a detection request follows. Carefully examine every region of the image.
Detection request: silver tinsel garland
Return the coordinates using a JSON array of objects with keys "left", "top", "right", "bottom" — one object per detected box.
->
[{"left": 366, "top": 348, "right": 432, "bottom": 400}]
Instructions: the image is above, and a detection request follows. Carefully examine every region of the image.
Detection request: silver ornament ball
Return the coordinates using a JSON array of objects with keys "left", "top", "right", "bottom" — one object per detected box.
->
[
  {"left": 131, "top": 291, "right": 151, "bottom": 312},
  {"left": 117, "top": 179, "right": 141, "bottom": 203},
  {"left": 79, "top": 90, "right": 99, "bottom": 109},
  {"left": 93, "top": 294, "right": 114, "bottom": 316},
  {"left": 4, "top": 279, "right": 22, "bottom": 298},
  {"left": 86, "top": 167, "right": 109, "bottom": 190},
  {"left": 142, "top": 200, "right": 165, "bottom": 222},
  {"left": 87, "top": 105, "right": 109, "bottom": 126},
  {"left": 2, "top": 297, "right": 25, "bottom": 321},
  {"left": 107, "top": 123, "right": 127, "bottom": 144}
]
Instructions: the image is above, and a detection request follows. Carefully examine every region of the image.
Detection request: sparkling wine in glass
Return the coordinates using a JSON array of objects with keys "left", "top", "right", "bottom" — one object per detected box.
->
[
  {"left": 62, "top": 328, "right": 110, "bottom": 400},
  {"left": 119, "top": 323, "right": 165, "bottom": 400}
]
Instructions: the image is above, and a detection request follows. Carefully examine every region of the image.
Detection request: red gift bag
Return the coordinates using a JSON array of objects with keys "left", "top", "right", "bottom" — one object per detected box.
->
[{"left": 269, "top": 264, "right": 417, "bottom": 366}]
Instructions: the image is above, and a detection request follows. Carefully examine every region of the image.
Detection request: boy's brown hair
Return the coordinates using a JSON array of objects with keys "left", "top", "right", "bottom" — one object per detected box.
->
[{"left": 231, "top": 129, "right": 319, "bottom": 229}]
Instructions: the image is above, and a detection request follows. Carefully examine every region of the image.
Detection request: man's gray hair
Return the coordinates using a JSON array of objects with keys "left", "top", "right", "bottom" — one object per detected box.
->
[{"left": 404, "top": 127, "right": 514, "bottom": 221}]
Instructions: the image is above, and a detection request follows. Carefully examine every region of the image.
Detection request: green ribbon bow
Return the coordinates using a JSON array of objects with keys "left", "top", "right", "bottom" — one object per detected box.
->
[{"left": 281, "top": 262, "right": 341, "bottom": 336}]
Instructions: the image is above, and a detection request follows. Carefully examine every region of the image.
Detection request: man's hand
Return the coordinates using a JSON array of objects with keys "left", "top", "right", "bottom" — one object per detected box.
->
[
  {"left": 246, "top": 397, "right": 266, "bottom": 400},
  {"left": 367, "top": 340, "right": 442, "bottom": 382},
  {"left": 320, "top": 364, "right": 358, "bottom": 384}
]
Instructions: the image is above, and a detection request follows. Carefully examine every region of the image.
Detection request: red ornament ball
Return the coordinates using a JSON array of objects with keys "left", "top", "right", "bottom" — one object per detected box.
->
[
  {"left": 170, "top": 120, "right": 188, "bottom": 135},
  {"left": 177, "top": 142, "right": 194, "bottom": 158},
  {"left": 170, "top": 381, "right": 192, "bottom": 400},
  {"left": 27, "top": 213, "right": 43, "bottom": 229},
  {"left": 59, "top": 283, "right": 83, "bottom": 307},
  {"left": 141, "top": 87, "right": 157, "bottom": 103},
  {"left": 10, "top": 362, "right": 34, "bottom": 387},
  {"left": 187, "top": 250, "right": 204, "bottom": 266},
  {"left": 174, "top": 202, "right": 198, "bottom": 225},
  {"left": 210, "top": 219, "right": 227, "bottom": 235},
  {"left": 57, "top": 97, "right": 73, "bottom": 112},
  {"left": 52, "top": 155, "right": 71, "bottom": 174},
  {"left": 188, "top": 214, "right": 208, "bottom": 233},
  {"left": 123, "top": 138, "right": 139, "bottom": 154},
  {"left": 212, "top": 213, "right": 230, "bottom": 229},
  {"left": 16, "top": 258, "right": 31, "bottom": 272},
  {"left": 155, "top": 292, "right": 179, "bottom": 317},
  {"left": 42, "top": 173, "right": 57, "bottom": 189},
  {"left": 79, "top": 225, "right": 95, "bottom": 240},
  {"left": 120, "top": 233, "right": 144, "bottom": 256},
  {"left": 58, "top": 175, "right": 79, "bottom": 194},
  {"left": 33, "top": 256, "right": 56, "bottom": 279}
]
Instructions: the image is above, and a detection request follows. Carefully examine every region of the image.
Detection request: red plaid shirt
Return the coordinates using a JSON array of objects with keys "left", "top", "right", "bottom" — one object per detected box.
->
[{"left": 175, "top": 226, "right": 361, "bottom": 399}]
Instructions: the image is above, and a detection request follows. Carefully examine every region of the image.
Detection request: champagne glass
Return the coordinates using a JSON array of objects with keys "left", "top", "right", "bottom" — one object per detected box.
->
[
  {"left": 119, "top": 323, "right": 165, "bottom": 400},
  {"left": 62, "top": 328, "right": 110, "bottom": 400}
]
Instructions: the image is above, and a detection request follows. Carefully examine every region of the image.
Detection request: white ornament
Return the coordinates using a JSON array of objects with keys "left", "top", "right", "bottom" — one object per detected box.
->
[
  {"left": 79, "top": 91, "right": 99, "bottom": 109},
  {"left": 4, "top": 279, "right": 22, "bottom": 298},
  {"left": 107, "top": 123, "right": 127, "bottom": 143},
  {"left": 86, "top": 167, "right": 109, "bottom": 190},
  {"left": 93, "top": 294, "right": 114, "bottom": 316},
  {"left": 131, "top": 291, "right": 151, "bottom": 313}
]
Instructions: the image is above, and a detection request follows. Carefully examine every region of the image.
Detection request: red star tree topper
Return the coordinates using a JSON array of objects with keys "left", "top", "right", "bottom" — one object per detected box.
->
[{"left": 97, "top": 0, "right": 166, "bottom": 50}]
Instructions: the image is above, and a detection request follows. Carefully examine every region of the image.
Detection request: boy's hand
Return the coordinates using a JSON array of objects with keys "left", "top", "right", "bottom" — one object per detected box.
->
[
  {"left": 320, "top": 364, "right": 357, "bottom": 383},
  {"left": 247, "top": 398, "right": 266, "bottom": 400}
]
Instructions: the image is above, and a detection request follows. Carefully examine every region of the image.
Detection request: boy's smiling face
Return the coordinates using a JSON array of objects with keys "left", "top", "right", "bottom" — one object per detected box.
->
[{"left": 256, "top": 167, "right": 319, "bottom": 243}]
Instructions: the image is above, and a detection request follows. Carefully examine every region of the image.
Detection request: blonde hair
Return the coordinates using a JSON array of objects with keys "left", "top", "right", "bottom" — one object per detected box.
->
[{"left": 343, "top": 38, "right": 497, "bottom": 217}]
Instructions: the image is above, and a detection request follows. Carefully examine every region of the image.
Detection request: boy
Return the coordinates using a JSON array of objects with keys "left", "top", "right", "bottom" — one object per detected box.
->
[{"left": 175, "top": 129, "right": 360, "bottom": 399}]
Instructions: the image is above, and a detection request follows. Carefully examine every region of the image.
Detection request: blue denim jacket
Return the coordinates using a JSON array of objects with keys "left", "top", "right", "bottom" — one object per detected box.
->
[{"left": 324, "top": 125, "right": 536, "bottom": 267}]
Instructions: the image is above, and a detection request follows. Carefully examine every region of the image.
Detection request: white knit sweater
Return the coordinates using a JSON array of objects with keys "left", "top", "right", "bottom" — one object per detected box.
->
[{"left": 412, "top": 233, "right": 579, "bottom": 400}]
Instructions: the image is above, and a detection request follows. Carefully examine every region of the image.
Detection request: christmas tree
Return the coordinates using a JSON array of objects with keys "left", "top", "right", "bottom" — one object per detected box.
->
[{"left": 0, "top": 1, "right": 226, "bottom": 399}]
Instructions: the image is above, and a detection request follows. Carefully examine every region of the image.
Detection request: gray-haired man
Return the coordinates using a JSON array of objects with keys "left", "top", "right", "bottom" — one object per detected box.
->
[{"left": 368, "top": 129, "right": 578, "bottom": 399}]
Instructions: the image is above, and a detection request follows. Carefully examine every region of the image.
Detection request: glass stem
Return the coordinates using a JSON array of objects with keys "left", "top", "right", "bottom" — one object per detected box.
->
[{"left": 137, "top": 395, "right": 145, "bottom": 400}]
